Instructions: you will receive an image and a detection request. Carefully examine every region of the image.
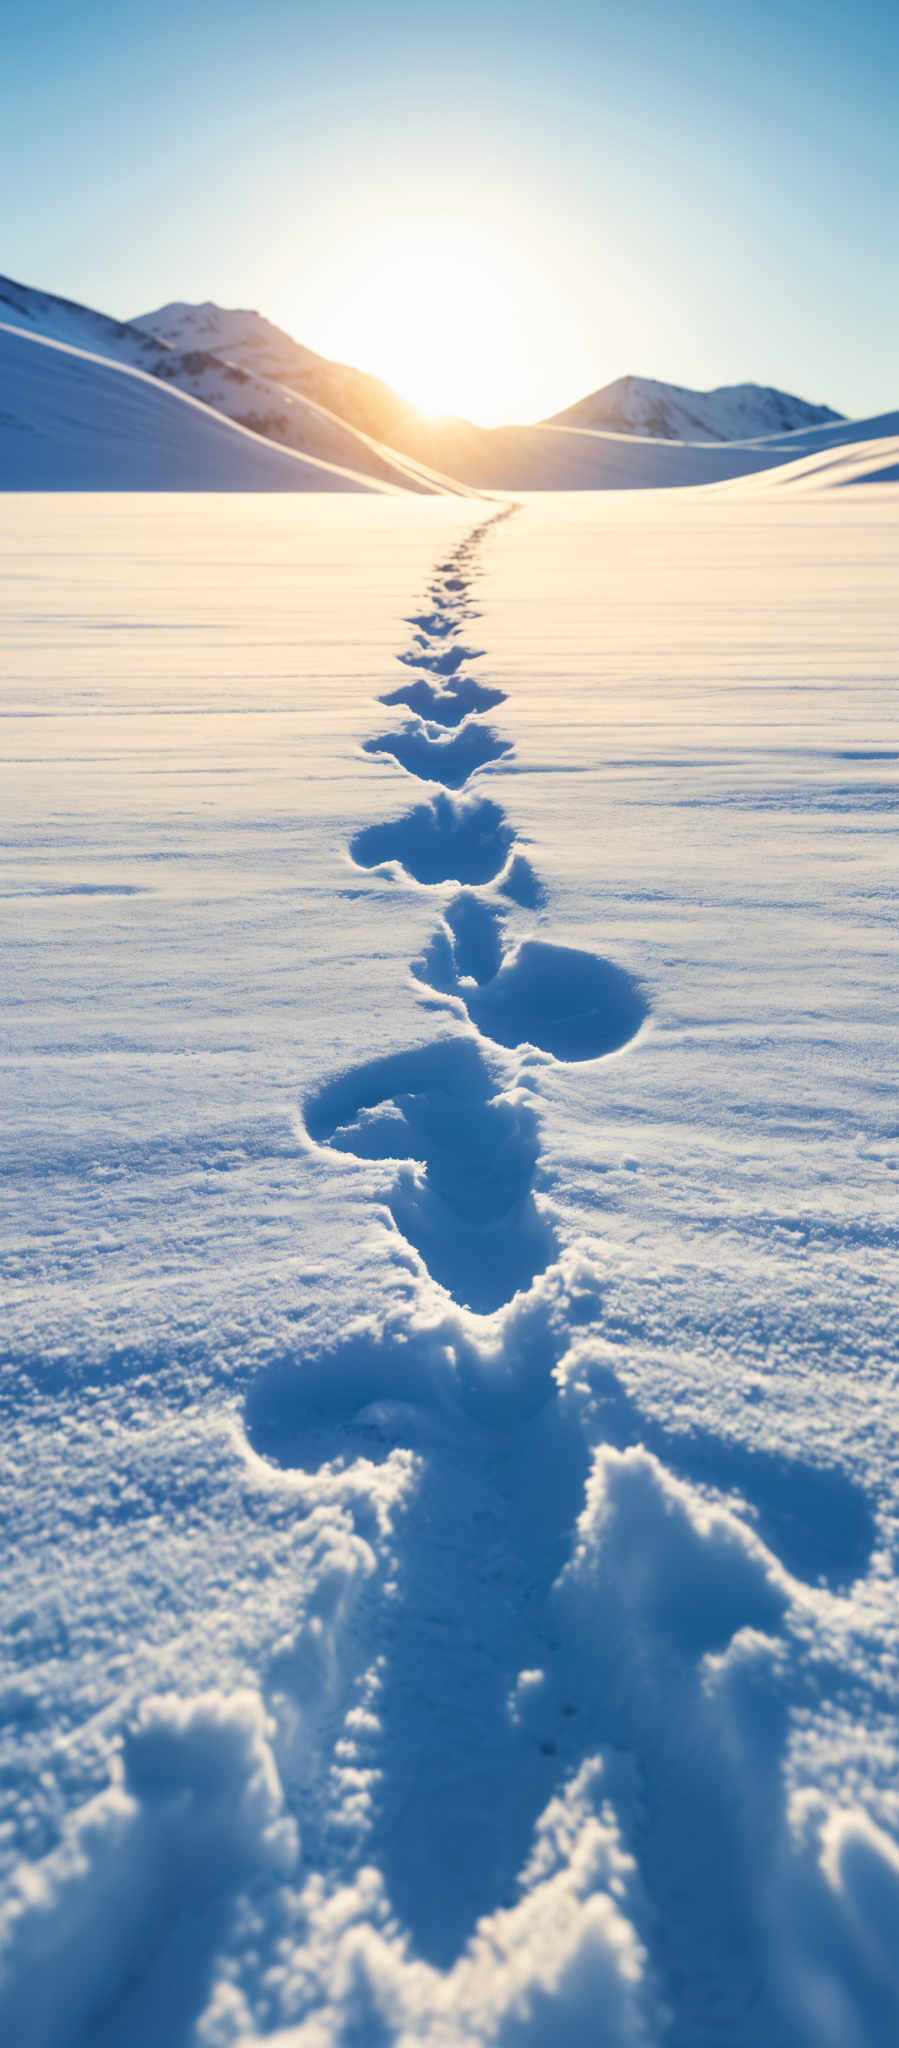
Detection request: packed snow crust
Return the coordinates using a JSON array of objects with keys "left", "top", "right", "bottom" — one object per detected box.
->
[{"left": 2, "top": 487, "right": 899, "bottom": 2046}]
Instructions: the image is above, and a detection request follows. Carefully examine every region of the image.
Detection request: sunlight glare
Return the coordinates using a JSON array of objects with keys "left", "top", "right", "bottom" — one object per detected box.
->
[{"left": 273, "top": 215, "right": 577, "bottom": 425}]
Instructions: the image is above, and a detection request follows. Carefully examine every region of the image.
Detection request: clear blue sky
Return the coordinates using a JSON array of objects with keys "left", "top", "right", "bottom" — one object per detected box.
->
[{"left": 4, "top": 0, "right": 897, "bottom": 421}]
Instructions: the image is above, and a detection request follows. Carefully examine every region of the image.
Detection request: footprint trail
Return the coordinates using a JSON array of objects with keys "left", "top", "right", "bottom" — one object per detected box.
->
[
  {"left": 241, "top": 507, "right": 888, "bottom": 2044},
  {"left": 340, "top": 503, "right": 647, "bottom": 1297}
]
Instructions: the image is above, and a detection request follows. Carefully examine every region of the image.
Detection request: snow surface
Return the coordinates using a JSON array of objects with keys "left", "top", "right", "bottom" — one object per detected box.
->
[
  {"left": 0, "top": 324, "right": 440, "bottom": 493},
  {"left": 547, "top": 374, "right": 842, "bottom": 441},
  {"left": 441, "top": 408, "right": 899, "bottom": 491},
  {"left": 722, "top": 431, "right": 899, "bottom": 493},
  {"left": 2, "top": 487, "right": 899, "bottom": 2046}
]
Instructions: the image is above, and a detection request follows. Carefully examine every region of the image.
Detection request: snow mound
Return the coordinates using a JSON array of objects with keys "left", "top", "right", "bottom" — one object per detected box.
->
[
  {"left": 721, "top": 429, "right": 899, "bottom": 491},
  {"left": 0, "top": 1691, "right": 295, "bottom": 2048}
]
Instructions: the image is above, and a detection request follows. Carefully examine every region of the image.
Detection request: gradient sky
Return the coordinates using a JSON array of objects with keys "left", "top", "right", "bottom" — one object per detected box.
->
[{"left": 4, "top": 0, "right": 898, "bottom": 422}]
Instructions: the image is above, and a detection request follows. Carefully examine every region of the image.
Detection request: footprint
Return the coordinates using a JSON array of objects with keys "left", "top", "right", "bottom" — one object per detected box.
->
[
  {"left": 405, "top": 611, "right": 463, "bottom": 639},
  {"left": 397, "top": 643, "right": 484, "bottom": 677},
  {"left": 304, "top": 1037, "right": 557, "bottom": 1313},
  {"left": 498, "top": 852, "right": 547, "bottom": 910},
  {"left": 444, "top": 890, "right": 505, "bottom": 983},
  {"left": 244, "top": 1326, "right": 447, "bottom": 1474},
  {"left": 579, "top": 1365, "right": 876, "bottom": 1592},
  {"left": 350, "top": 792, "right": 514, "bottom": 887},
  {"left": 417, "top": 902, "right": 649, "bottom": 1063},
  {"left": 379, "top": 676, "right": 507, "bottom": 729},
  {"left": 362, "top": 720, "right": 511, "bottom": 790},
  {"left": 465, "top": 940, "right": 648, "bottom": 1062},
  {"left": 243, "top": 1320, "right": 593, "bottom": 1971}
]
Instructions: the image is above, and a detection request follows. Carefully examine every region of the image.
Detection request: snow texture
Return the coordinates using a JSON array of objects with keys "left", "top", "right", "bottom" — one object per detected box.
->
[{"left": 2, "top": 483, "right": 899, "bottom": 2046}]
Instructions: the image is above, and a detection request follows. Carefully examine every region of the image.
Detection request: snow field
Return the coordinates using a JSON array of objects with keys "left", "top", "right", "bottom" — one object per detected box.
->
[{"left": 1, "top": 490, "right": 898, "bottom": 2045}]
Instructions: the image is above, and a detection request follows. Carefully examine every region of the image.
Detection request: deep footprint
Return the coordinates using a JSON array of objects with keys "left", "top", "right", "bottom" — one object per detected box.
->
[
  {"left": 464, "top": 940, "right": 648, "bottom": 1061},
  {"left": 417, "top": 903, "right": 649, "bottom": 1062},
  {"left": 304, "top": 1037, "right": 557, "bottom": 1312},
  {"left": 244, "top": 1326, "right": 447, "bottom": 1473},
  {"left": 398, "top": 643, "right": 484, "bottom": 677},
  {"left": 379, "top": 676, "right": 507, "bottom": 729},
  {"left": 445, "top": 890, "right": 506, "bottom": 983},
  {"left": 580, "top": 1365, "right": 876, "bottom": 1592},
  {"left": 243, "top": 1327, "right": 594, "bottom": 1971},
  {"left": 363, "top": 720, "right": 511, "bottom": 790},
  {"left": 350, "top": 792, "right": 514, "bottom": 887},
  {"left": 405, "top": 611, "right": 464, "bottom": 639},
  {"left": 498, "top": 853, "right": 547, "bottom": 910}
]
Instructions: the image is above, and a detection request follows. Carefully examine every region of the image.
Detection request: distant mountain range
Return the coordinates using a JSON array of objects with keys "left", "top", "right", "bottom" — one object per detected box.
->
[
  {"left": 547, "top": 372, "right": 842, "bottom": 442},
  {"left": 1, "top": 270, "right": 897, "bottom": 492},
  {"left": 135, "top": 300, "right": 844, "bottom": 453}
]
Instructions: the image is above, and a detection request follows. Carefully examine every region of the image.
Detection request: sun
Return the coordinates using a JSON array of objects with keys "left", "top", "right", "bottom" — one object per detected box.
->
[{"left": 273, "top": 215, "right": 571, "bottom": 426}]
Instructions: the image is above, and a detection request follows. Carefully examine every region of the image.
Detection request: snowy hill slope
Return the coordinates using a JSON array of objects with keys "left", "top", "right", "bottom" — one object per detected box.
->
[
  {"left": 140, "top": 300, "right": 888, "bottom": 488},
  {"left": 0, "top": 323, "right": 403, "bottom": 490},
  {"left": 547, "top": 372, "right": 842, "bottom": 441},
  {"left": 0, "top": 273, "right": 177, "bottom": 372},
  {"left": 423, "top": 405, "right": 899, "bottom": 490},
  {"left": 134, "top": 297, "right": 481, "bottom": 469},
  {"left": 724, "top": 429, "right": 899, "bottom": 491},
  {"left": 0, "top": 274, "right": 471, "bottom": 493},
  {"left": 4, "top": 272, "right": 895, "bottom": 492}
]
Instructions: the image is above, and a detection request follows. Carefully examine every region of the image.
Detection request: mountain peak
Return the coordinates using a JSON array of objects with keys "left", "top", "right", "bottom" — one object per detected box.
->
[
  {"left": 133, "top": 300, "right": 329, "bottom": 378},
  {"left": 546, "top": 374, "right": 843, "bottom": 442}
]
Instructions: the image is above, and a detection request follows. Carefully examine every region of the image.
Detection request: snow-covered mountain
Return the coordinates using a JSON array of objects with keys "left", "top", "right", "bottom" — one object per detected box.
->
[
  {"left": 547, "top": 373, "right": 843, "bottom": 441},
  {"left": 4, "top": 270, "right": 893, "bottom": 493},
  {"left": 135, "top": 297, "right": 486, "bottom": 475},
  {"left": 137, "top": 304, "right": 851, "bottom": 472},
  {"left": 0, "top": 275, "right": 471, "bottom": 494},
  {"left": 0, "top": 322, "right": 409, "bottom": 491}
]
